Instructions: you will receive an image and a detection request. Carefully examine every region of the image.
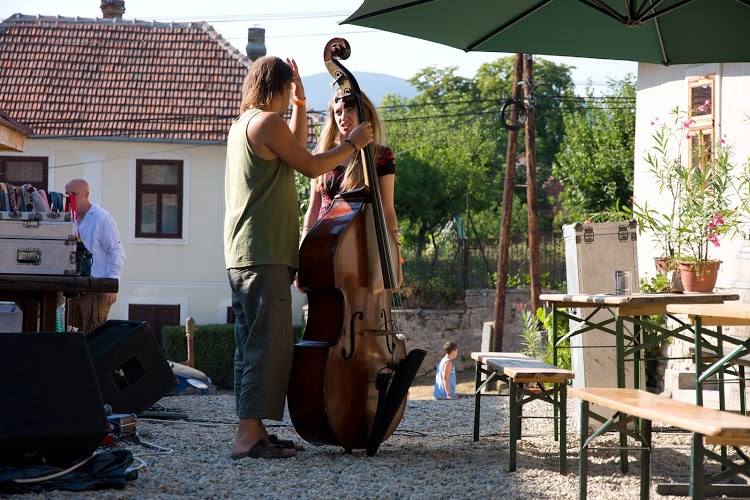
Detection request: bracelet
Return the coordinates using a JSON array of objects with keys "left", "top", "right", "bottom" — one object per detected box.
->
[
  {"left": 344, "top": 138, "right": 357, "bottom": 152},
  {"left": 293, "top": 97, "right": 306, "bottom": 107}
]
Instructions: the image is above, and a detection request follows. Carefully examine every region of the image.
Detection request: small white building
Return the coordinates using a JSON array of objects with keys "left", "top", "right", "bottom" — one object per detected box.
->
[
  {"left": 634, "top": 62, "right": 750, "bottom": 406},
  {"left": 0, "top": 8, "right": 313, "bottom": 336}
]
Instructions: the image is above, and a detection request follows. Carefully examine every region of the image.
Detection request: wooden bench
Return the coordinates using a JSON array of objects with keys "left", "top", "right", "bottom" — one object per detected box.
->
[
  {"left": 472, "top": 351, "right": 574, "bottom": 473},
  {"left": 571, "top": 387, "right": 750, "bottom": 499}
]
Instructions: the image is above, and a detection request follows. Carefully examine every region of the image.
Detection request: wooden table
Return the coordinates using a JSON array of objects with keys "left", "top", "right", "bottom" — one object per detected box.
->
[
  {"left": 541, "top": 292, "right": 739, "bottom": 473},
  {"left": 540, "top": 293, "right": 739, "bottom": 389},
  {"left": 0, "top": 274, "right": 118, "bottom": 332},
  {"left": 666, "top": 303, "right": 750, "bottom": 409}
]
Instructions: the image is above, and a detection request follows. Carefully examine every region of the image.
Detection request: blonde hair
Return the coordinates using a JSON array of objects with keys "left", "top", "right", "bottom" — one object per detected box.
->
[
  {"left": 315, "top": 91, "right": 386, "bottom": 192},
  {"left": 239, "top": 56, "right": 293, "bottom": 113}
]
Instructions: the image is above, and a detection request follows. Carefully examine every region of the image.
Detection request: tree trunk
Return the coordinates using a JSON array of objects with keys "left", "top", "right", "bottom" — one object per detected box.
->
[{"left": 491, "top": 53, "right": 524, "bottom": 352}]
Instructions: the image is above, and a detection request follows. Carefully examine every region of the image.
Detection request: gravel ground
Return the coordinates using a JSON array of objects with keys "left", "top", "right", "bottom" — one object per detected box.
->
[{"left": 9, "top": 393, "right": 732, "bottom": 499}]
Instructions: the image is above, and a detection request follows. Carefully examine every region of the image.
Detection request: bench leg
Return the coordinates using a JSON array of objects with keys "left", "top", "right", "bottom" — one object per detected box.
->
[
  {"left": 508, "top": 381, "right": 518, "bottom": 472},
  {"left": 579, "top": 400, "right": 590, "bottom": 500},
  {"left": 473, "top": 360, "right": 481, "bottom": 442},
  {"left": 560, "top": 382, "right": 567, "bottom": 475},
  {"left": 689, "top": 433, "right": 705, "bottom": 499},
  {"left": 641, "top": 418, "right": 652, "bottom": 500}
]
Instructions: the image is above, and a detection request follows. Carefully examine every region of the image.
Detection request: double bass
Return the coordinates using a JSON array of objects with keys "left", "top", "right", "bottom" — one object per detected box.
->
[{"left": 287, "top": 38, "right": 426, "bottom": 457}]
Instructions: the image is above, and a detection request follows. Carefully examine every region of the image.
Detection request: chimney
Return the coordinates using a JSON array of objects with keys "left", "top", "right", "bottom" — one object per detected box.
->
[
  {"left": 246, "top": 28, "right": 267, "bottom": 62},
  {"left": 100, "top": 0, "right": 125, "bottom": 19}
]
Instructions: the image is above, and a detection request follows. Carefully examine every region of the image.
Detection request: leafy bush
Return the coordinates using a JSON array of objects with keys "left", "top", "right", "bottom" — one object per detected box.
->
[{"left": 536, "top": 306, "right": 571, "bottom": 370}]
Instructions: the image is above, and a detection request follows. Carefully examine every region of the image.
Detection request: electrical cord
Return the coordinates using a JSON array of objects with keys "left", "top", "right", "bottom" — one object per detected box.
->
[{"left": 12, "top": 452, "right": 98, "bottom": 484}]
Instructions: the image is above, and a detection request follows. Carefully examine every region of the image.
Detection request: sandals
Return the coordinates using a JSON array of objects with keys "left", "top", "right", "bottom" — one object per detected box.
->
[
  {"left": 269, "top": 434, "right": 305, "bottom": 451},
  {"left": 230, "top": 438, "right": 297, "bottom": 460}
]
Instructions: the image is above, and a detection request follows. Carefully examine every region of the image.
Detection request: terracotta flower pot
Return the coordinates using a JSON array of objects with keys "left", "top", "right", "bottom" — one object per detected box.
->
[
  {"left": 654, "top": 256, "right": 671, "bottom": 274},
  {"left": 677, "top": 261, "right": 721, "bottom": 293}
]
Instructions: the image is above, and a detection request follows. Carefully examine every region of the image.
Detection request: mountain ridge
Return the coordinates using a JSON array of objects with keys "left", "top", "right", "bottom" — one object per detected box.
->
[{"left": 301, "top": 72, "right": 417, "bottom": 111}]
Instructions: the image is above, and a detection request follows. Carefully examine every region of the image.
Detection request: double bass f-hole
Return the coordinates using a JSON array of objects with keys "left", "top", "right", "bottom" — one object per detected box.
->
[{"left": 344, "top": 311, "right": 364, "bottom": 360}]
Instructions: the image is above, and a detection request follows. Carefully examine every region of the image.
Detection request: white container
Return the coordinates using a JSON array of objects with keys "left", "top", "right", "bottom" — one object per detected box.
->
[
  {"left": 563, "top": 221, "right": 642, "bottom": 428},
  {"left": 0, "top": 212, "right": 74, "bottom": 240},
  {"left": 0, "top": 237, "right": 78, "bottom": 275}
]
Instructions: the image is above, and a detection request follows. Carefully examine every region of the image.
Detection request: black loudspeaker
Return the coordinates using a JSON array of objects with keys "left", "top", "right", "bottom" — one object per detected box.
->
[
  {"left": 0, "top": 333, "right": 109, "bottom": 464},
  {"left": 86, "top": 320, "right": 177, "bottom": 414}
]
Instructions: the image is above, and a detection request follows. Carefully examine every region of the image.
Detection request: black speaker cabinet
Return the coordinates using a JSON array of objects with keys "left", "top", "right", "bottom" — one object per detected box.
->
[
  {"left": 0, "top": 333, "right": 109, "bottom": 464},
  {"left": 86, "top": 320, "right": 177, "bottom": 414}
]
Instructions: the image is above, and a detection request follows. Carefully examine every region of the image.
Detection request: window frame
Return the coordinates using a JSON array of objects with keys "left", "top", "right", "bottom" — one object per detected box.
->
[
  {"left": 688, "top": 75, "right": 715, "bottom": 128},
  {"left": 0, "top": 155, "right": 49, "bottom": 191},
  {"left": 135, "top": 159, "right": 184, "bottom": 239}
]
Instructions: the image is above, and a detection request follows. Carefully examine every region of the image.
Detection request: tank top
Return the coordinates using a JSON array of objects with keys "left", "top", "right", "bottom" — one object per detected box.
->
[
  {"left": 433, "top": 355, "right": 457, "bottom": 400},
  {"left": 224, "top": 108, "right": 299, "bottom": 269}
]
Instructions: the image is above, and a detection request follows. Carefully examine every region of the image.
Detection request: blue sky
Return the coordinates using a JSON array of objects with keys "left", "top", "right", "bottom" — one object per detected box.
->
[{"left": 0, "top": 0, "right": 637, "bottom": 89}]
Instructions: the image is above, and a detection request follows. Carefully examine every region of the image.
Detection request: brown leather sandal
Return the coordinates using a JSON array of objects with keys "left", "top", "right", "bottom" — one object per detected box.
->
[
  {"left": 230, "top": 438, "right": 297, "bottom": 460},
  {"left": 268, "top": 434, "right": 305, "bottom": 451}
]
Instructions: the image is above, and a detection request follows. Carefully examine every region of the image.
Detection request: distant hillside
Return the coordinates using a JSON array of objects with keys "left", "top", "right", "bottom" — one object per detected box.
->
[{"left": 302, "top": 72, "right": 417, "bottom": 111}]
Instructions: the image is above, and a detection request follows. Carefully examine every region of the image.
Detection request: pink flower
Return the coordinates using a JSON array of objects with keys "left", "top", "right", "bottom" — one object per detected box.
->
[
  {"left": 720, "top": 138, "right": 726, "bottom": 145},
  {"left": 683, "top": 118, "right": 695, "bottom": 128},
  {"left": 708, "top": 234, "right": 720, "bottom": 247}
]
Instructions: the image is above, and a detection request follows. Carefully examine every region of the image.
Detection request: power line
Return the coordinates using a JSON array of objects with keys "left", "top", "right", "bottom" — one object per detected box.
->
[{"left": 148, "top": 10, "right": 352, "bottom": 24}]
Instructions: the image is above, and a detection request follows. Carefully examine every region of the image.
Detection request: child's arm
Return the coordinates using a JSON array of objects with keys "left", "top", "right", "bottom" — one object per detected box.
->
[{"left": 444, "top": 360, "right": 452, "bottom": 399}]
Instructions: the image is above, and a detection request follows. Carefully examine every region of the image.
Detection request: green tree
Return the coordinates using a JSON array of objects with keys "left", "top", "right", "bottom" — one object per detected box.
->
[{"left": 553, "top": 76, "right": 636, "bottom": 222}]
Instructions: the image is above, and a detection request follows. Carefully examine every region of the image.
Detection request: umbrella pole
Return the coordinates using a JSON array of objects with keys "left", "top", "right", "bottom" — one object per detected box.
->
[
  {"left": 491, "top": 53, "right": 523, "bottom": 352},
  {"left": 524, "top": 54, "right": 542, "bottom": 316}
]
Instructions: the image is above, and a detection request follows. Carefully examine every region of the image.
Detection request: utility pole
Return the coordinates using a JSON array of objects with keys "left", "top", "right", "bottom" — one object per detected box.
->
[
  {"left": 491, "top": 53, "right": 523, "bottom": 352},
  {"left": 524, "top": 54, "right": 542, "bottom": 314}
]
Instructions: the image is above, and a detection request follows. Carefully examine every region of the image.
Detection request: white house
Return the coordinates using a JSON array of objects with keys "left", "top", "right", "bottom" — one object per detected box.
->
[
  {"left": 634, "top": 62, "right": 750, "bottom": 406},
  {"left": 0, "top": 6, "right": 313, "bottom": 336},
  {"left": 634, "top": 63, "right": 750, "bottom": 293}
]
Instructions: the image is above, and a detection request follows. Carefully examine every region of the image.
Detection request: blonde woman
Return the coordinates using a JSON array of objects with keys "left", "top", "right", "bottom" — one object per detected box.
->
[{"left": 302, "top": 92, "right": 398, "bottom": 242}]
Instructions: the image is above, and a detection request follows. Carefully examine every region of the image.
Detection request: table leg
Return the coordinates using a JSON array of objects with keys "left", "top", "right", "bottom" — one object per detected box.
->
[
  {"left": 41, "top": 291, "right": 57, "bottom": 332},
  {"left": 695, "top": 317, "right": 704, "bottom": 406},
  {"left": 553, "top": 306, "right": 559, "bottom": 441},
  {"left": 616, "top": 316, "right": 628, "bottom": 473},
  {"left": 740, "top": 365, "right": 747, "bottom": 416}
]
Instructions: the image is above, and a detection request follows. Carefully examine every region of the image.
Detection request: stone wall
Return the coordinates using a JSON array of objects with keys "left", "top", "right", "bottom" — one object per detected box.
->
[{"left": 394, "top": 288, "right": 533, "bottom": 377}]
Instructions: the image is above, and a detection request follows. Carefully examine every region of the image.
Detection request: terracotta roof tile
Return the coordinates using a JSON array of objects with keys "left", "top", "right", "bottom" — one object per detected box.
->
[{"left": 0, "top": 13, "right": 252, "bottom": 143}]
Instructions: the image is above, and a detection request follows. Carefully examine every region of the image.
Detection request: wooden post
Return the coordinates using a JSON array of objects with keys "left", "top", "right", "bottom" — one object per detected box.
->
[
  {"left": 185, "top": 316, "right": 196, "bottom": 368},
  {"left": 492, "top": 53, "right": 524, "bottom": 352},
  {"left": 524, "top": 54, "right": 542, "bottom": 314}
]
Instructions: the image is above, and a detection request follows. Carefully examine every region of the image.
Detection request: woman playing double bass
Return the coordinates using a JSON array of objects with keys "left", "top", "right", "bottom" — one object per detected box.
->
[{"left": 224, "top": 55, "right": 373, "bottom": 460}]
